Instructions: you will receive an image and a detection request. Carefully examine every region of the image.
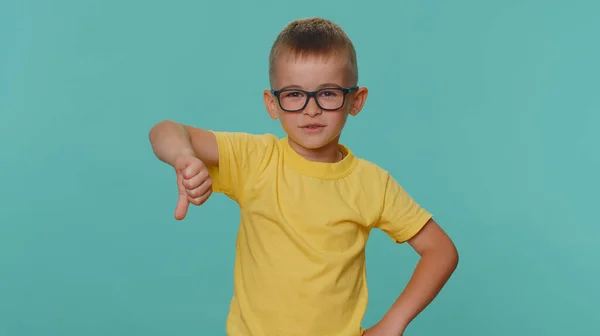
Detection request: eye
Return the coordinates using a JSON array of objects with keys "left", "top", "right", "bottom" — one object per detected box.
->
[
  {"left": 282, "top": 91, "right": 304, "bottom": 99},
  {"left": 319, "top": 89, "right": 340, "bottom": 98}
]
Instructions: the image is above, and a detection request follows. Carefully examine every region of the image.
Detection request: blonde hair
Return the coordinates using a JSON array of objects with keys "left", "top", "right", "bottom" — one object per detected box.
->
[{"left": 269, "top": 17, "right": 358, "bottom": 87}]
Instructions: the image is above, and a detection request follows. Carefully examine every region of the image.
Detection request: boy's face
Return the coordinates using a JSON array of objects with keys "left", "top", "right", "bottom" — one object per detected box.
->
[{"left": 264, "top": 51, "right": 368, "bottom": 155}]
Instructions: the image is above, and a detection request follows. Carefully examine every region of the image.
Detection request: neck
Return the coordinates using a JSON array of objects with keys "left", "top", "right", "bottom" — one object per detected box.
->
[{"left": 287, "top": 137, "right": 343, "bottom": 163}]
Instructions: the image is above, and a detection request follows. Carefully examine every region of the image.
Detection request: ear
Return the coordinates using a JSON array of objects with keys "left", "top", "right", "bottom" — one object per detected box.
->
[
  {"left": 264, "top": 90, "right": 279, "bottom": 120},
  {"left": 348, "top": 87, "right": 368, "bottom": 117}
]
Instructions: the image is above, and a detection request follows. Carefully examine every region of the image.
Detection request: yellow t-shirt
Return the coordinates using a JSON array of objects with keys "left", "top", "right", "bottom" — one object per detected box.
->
[{"left": 207, "top": 131, "right": 432, "bottom": 336}]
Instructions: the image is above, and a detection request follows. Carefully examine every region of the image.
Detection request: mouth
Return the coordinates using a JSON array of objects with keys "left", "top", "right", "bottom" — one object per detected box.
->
[{"left": 300, "top": 123, "right": 326, "bottom": 129}]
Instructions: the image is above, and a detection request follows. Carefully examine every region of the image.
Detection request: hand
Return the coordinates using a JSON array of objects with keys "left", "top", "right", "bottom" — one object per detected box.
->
[{"left": 174, "top": 155, "right": 213, "bottom": 220}]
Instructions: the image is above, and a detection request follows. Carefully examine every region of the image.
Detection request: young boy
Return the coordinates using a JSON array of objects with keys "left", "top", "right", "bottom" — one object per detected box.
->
[{"left": 149, "top": 17, "right": 458, "bottom": 336}]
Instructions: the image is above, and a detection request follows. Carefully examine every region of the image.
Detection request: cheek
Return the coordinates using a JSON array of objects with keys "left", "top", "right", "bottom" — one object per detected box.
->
[
  {"left": 327, "top": 111, "right": 349, "bottom": 126},
  {"left": 279, "top": 112, "right": 298, "bottom": 128}
]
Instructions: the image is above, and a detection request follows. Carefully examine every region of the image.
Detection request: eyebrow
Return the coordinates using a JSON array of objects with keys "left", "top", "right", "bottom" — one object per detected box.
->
[{"left": 278, "top": 83, "right": 343, "bottom": 91}]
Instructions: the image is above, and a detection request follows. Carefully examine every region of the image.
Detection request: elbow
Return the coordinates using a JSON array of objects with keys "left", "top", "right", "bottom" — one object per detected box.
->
[
  {"left": 442, "top": 237, "right": 459, "bottom": 266},
  {"left": 148, "top": 120, "right": 181, "bottom": 144},
  {"left": 449, "top": 243, "right": 459, "bottom": 271},
  {"left": 441, "top": 240, "right": 459, "bottom": 275},
  {"left": 430, "top": 240, "right": 459, "bottom": 272},
  {"left": 149, "top": 120, "right": 176, "bottom": 137}
]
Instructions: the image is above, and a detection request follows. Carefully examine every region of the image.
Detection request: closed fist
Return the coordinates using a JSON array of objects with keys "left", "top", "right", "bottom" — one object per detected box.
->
[{"left": 174, "top": 155, "right": 213, "bottom": 220}]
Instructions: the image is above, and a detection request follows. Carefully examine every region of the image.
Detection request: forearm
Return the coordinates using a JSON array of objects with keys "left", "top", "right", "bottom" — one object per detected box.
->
[
  {"left": 149, "top": 120, "right": 196, "bottom": 166},
  {"left": 379, "top": 247, "right": 458, "bottom": 333}
]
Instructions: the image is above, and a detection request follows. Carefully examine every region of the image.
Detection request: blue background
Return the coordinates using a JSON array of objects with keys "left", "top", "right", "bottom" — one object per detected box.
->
[{"left": 1, "top": 0, "right": 599, "bottom": 335}]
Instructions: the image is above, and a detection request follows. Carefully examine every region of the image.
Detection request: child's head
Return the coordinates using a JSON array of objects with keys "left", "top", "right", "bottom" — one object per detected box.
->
[{"left": 264, "top": 18, "right": 368, "bottom": 156}]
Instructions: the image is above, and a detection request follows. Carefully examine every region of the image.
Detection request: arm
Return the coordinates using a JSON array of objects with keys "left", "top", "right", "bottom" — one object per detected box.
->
[
  {"left": 148, "top": 120, "right": 219, "bottom": 167},
  {"left": 149, "top": 120, "right": 220, "bottom": 219},
  {"left": 149, "top": 120, "right": 270, "bottom": 212},
  {"left": 367, "top": 219, "right": 459, "bottom": 335}
]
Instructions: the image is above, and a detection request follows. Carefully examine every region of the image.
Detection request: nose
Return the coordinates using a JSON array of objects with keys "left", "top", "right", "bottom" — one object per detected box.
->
[{"left": 303, "top": 96, "right": 322, "bottom": 117}]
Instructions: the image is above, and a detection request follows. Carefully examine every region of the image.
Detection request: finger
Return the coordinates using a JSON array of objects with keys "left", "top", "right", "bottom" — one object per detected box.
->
[
  {"left": 182, "top": 169, "right": 209, "bottom": 190},
  {"left": 175, "top": 193, "right": 190, "bottom": 220},
  {"left": 174, "top": 173, "right": 189, "bottom": 220},
  {"left": 186, "top": 176, "right": 212, "bottom": 199},
  {"left": 188, "top": 177, "right": 213, "bottom": 205},
  {"left": 189, "top": 188, "right": 212, "bottom": 206},
  {"left": 181, "top": 162, "right": 203, "bottom": 179}
]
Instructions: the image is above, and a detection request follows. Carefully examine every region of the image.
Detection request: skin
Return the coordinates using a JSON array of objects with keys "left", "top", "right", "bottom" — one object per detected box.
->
[
  {"left": 148, "top": 49, "right": 458, "bottom": 336},
  {"left": 264, "top": 51, "right": 368, "bottom": 163},
  {"left": 363, "top": 219, "right": 458, "bottom": 335}
]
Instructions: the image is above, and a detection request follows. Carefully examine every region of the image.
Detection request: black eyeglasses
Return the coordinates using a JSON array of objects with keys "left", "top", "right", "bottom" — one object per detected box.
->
[{"left": 270, "top": 86, "right": 358, "bottom": 112}]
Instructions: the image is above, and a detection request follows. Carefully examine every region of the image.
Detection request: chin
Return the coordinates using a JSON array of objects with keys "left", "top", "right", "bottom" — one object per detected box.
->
[{"left": 290, "top": 133, "right": 337, "bottom": 150}]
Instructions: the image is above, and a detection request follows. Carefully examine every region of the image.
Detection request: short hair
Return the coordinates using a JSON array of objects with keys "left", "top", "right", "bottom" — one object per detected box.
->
[{"left": 268, "top": 17, "right": 358, "bottom": 88}]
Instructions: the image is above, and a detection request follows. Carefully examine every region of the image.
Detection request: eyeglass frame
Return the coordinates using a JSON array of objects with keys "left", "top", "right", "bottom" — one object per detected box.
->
[{"left": 270, "top": 86, "right": 359, "bottom": 112}]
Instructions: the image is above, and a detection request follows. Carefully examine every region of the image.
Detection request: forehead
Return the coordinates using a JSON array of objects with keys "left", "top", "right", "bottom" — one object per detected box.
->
[{"left": 272, "top": 50, "right": 349, "bottom": 89}]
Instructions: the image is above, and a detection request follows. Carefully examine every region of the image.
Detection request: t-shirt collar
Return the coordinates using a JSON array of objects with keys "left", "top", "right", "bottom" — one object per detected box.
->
[{"left": 280, "top": 137, "right": 357, "bottom": 180}]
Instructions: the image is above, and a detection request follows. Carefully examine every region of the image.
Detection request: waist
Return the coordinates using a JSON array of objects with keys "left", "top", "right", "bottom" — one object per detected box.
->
[
  {"left": 226, "top": 257, "right": 368, "bottom": 336},
  {"left": 226, "top": 288, "right": 368, "bottom": 336}
]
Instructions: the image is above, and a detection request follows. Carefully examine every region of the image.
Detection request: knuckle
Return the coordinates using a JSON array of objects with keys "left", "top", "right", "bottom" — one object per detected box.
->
[
  {"left": 187, "top": 189, "right": 200, "bottom": 198},
  {"left": 194, "top": 160, "right": 205, "bottom": 171},
  {"left": 198, "top": 168, "right": 209, "bottom": 178},
  {"left": 190, "top": 196, "right": 206, "bottom": 206},
  {"left": 183, "top": 178, "right": 193, "bottom": 187}
]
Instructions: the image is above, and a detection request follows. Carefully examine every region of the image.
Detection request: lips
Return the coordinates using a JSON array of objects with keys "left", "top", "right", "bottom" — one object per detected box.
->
[{"left": 300, "top": 123, "right": 326, "bottom": 129}]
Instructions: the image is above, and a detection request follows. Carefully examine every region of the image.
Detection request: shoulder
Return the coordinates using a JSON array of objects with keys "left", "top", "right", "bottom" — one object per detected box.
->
[
  {"left": 354, "top": 157, "right": 393, "bottom": 182},
  {"left": 211, "top": 131, "right": 280, "bottom": 151},
  {"left": 344, "top": 157, "right": 394, "bottom": 203},
  {"left": 211, "top": 131, "right": 278, "bottom": 143},
  {"left": 351, "top": 157, "right": 412, "bottom": 201},
  {"left": 340, "top": 143, "right": 394, "bottom": 184}
]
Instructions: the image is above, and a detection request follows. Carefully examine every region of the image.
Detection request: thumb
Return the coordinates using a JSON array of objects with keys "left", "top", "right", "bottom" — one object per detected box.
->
[{"left": 174, "top": 172, "right": 189, "bottom": 220}]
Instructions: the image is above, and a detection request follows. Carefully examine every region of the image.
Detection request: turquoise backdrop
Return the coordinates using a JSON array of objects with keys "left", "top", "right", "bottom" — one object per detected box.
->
[{"left": 1, "top": 0, "right": 599, "bottom": 335}]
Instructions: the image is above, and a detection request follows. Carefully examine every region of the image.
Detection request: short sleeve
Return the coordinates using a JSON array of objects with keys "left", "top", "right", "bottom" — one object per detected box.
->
[
  {"left": 206, "top": 131, "right": 275, "bottom": 203},
  {"left": 376, "top": 173, "right": 432, "bottom": 243}
]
